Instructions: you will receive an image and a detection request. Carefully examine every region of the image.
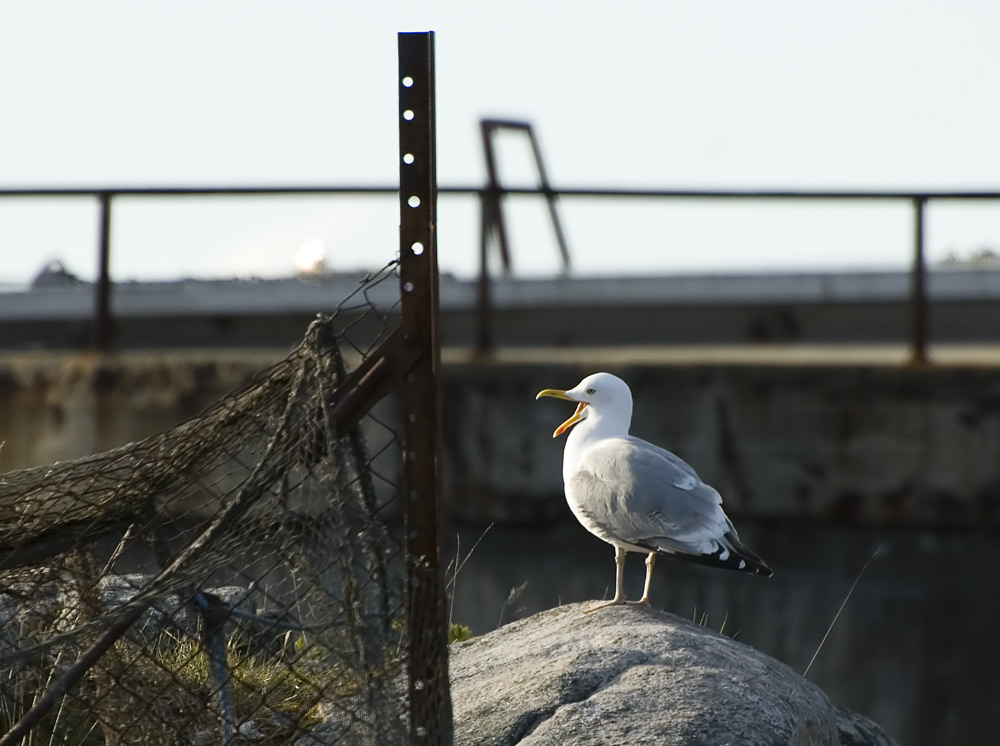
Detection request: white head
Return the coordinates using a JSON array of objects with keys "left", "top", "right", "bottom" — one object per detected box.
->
[{"left": 535, "top": 372, "right": 633, "bottom": 439}]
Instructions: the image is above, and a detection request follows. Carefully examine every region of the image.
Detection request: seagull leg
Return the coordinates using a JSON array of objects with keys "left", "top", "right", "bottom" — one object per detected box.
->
[
  {"left": 586, "top": 546, "right": 629, "bottom": 613},
  {"left": 630, "top": 552, "right": 655, "bottom": 606}
]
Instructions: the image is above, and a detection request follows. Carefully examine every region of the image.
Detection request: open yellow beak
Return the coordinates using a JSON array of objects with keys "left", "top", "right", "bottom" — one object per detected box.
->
[{"left": 536, "top": 389, "right": 589, "bottom": 438}]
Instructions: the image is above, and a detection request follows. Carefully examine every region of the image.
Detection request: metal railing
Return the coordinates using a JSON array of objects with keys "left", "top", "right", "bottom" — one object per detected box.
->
[
  {"left": 473, "top": 185, "right": 1000, "bottom": 363},
  {"left": 3, "top": 182, "right": 1000, "bottom": 363}
]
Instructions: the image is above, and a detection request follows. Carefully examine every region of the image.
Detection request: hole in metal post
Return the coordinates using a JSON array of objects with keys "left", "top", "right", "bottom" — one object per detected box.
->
[
  {"left": 403, "top": 153, "right": 415, "bottom": 165},
  {"left": 403, "top": 281, "right": 414, "bottom": 292},
  {"left": 402, "top": 76, "right": 414, "bottom": 87},
  {"left": 403, "top": 109, "right": 414, "bottom": 121},
  {"left": 408, "top": 196, "right": 421, "bottom": 208},
  {"left": 411, "top": 241, "right": 424, "bottom": 255}
]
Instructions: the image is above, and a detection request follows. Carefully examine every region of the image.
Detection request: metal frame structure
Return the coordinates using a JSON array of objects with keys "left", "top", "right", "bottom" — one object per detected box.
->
[
  {"left": 475, "top": 119, "right": 569, "bottom": 352},
  {"left": 3, "top": 185, "right": 997, "bottom": 365},
  {"left": 477, "top": 119, "right": 571, "bottom": 276}
]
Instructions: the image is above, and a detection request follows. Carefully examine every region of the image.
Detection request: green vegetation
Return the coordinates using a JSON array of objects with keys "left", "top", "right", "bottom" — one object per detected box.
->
[{"left": 448, "top": 623, "right": 473, "bottom": 644}]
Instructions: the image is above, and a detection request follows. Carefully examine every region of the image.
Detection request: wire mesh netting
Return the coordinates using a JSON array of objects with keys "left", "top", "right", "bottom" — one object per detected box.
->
[{"left": 0, "top": 263, "right": 411, "bottom": 745}]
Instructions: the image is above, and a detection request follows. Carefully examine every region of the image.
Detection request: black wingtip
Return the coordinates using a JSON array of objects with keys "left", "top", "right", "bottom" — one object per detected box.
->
[
  {"left": 670, "top": 531, "right": 773, "bottom": 577},
  {"left": 728, "top": 534, "right": 773, "bottom": 577},
  {"left": 665, "top": 546, "right": 773, "bottom": 576},
  {"left": 755, "top": 563, "right": 774, "bottom": 578}
]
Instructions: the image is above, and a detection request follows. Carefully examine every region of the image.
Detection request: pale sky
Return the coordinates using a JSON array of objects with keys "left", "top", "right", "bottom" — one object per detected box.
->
[{"left": 2, "top": 0, "right": 1000, "bottom": 285}]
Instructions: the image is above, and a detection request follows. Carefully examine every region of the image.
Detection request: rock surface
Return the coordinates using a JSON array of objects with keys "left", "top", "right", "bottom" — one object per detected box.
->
[{"left": 450, "top": 602, "right": 896, "bottom": 746}]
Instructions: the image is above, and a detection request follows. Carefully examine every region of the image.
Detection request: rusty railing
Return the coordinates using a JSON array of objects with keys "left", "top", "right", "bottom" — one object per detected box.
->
[{"left": 3, "top": 174, "right": 1000, "bottom": 365}]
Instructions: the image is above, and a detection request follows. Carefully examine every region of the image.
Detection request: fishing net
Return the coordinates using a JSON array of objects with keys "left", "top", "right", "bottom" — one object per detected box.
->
[{"left": 0, "top": 264, "right": 409, "bottom": 745}]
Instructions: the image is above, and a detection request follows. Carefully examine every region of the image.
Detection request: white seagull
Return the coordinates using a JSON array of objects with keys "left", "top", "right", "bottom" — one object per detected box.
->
[{"left": 537, "top": 372, "right": 772, "bottom": 612}]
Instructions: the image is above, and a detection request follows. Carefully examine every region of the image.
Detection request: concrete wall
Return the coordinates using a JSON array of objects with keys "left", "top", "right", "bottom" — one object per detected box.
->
[
  {"left": 442, "top": 355, "right": 1000, "bottom": 527},
  {"left": 2, "top": 349, "right": 1000, "bottom": 527},
  {"left": 0, "top": 350, "right": 285, "bottom": 469}
]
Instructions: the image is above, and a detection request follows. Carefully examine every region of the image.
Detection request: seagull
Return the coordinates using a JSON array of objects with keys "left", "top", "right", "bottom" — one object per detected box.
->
[{"left": 536, "top": 372, "right": 772, "bottom": 612}]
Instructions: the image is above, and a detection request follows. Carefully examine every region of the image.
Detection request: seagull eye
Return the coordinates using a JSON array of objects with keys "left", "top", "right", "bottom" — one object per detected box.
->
[{"left": 586, "top": 388, "right": 596, "bottom": 395}]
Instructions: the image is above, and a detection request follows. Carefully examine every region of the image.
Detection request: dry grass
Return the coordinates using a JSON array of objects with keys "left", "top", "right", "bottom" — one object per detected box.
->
[{"left": 1, "top": 625, "right": 388, "bottom": 746}]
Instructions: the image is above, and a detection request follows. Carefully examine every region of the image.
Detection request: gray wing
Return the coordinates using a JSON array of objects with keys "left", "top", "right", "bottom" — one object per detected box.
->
[
  {"left": 623, "top": 435, "right": 701, "bottom": 487},
  {"left": 566, "top": 436, "right": 730, "bottom": 556}
]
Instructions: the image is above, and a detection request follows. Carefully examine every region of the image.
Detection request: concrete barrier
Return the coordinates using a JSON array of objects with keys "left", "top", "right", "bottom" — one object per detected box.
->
[
  {"left": 3, "top": 269, "right": 1000, "bottom": 350},
  {"left": 2, "top": 348, "right": 999, "bottom": 527},
  {"left": 446, "top": 353, "right": 1000, "bottom": 526}
]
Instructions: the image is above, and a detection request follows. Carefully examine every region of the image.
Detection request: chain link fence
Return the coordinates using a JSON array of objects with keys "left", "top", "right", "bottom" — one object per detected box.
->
[{"left": 0, "top": 262, "right": 436, "bottom": 745}]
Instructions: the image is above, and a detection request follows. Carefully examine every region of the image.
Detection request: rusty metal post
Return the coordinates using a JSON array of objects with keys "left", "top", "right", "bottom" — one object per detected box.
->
[
  {"left": 91, "top": 192, "right": 112, "bottom": 351},
  {"left": 910, "top": 197, "right": 929, "bottom": 365},
  {"left": 398, "top": 31, "right": 453, "bottom": 745}
]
